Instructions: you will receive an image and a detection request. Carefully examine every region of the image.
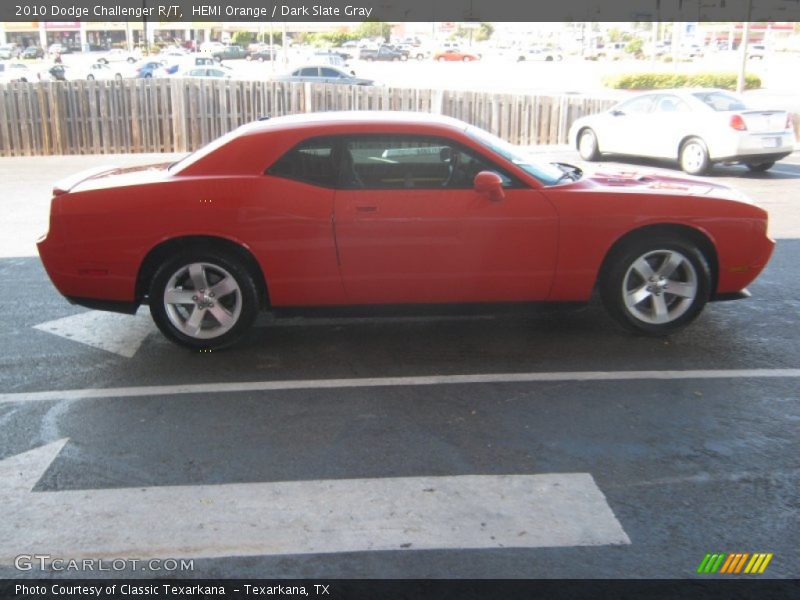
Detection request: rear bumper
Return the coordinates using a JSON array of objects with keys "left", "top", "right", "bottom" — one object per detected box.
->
[{"left": 710, "top": 131, "right": 795, "bottom": 162}]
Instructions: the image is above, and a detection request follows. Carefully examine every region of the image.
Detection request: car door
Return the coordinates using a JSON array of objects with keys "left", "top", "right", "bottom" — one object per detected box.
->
[
  {"left": 600, "top": 94, "right": 658, "bottom": 156},
  {"left": 646, "top": 94, "right": 694, "bottom": 158},
  {"left": 332, "top": 134, "right": 559, "bottom": 304},
  {"left": 320, "top": 67, "right": 343, "bottom": 84}
]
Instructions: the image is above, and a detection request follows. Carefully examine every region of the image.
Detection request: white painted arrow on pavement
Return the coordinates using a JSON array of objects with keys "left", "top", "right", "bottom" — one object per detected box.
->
[
  {"left": 33, "top": 309, "right": 154, "bottom": 358},
  {"left": 1, "top": 439, "right": 630, "bottom": 562}
]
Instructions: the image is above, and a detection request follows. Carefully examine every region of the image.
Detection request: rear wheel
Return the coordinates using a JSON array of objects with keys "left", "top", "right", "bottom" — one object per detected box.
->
[
  {"left": 462, "top": 56, "right": 472, "bottom": 62},
  {"left": 578, "top": 128, "right": 600, "bottom": 161},
  {"left": 86, "top": 74, "right": 95, "bottom": 81},
  {"left": 601, "top": 237, "right": 711, "bottom": 335},
  {"left": 746, "top": 161, "right": 775, "bottom": 172},
  {"left": 149, "top": 250, "right": 259, "bottom": 350},
  {"left": 679, "top": 137, "right": 710, "bottom": 175}
]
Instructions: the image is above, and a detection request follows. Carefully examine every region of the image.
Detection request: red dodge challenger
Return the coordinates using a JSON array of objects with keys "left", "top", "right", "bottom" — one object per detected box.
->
[{"left": 38, "top": 112, "right": 774, "bottom": 349}]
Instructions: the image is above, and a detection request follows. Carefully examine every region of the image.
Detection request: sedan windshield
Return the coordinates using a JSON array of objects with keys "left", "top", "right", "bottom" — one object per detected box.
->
[{"left": 465, "top": 126, "right": 565, "bottom": 185}]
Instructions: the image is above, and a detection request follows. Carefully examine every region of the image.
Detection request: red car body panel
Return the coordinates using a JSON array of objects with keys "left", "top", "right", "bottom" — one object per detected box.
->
[{"left": 37, "top": 113, "right": 774, "bottom": 313}]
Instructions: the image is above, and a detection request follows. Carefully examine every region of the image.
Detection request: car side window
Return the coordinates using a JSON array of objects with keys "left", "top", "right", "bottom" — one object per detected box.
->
[
  {"left": 320, "top": 68, "right": 342, "bottom": 78},
  {"left": 299, "top": 67, "right": 319, "bottom": 77},
  {"left": 617, "top": 95, "right": 656, "bottom": 114},
  {"left": 654, "top": 95, "right": 690, "bottom": 113},
  {"left": 340, "top": 135, "right": 515, "bottom": 190},
  {"left": 268, "top": 138, "right": 338, "bottom": 187}
]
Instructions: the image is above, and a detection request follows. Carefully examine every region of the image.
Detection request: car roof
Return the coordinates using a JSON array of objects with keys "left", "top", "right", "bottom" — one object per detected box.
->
[{"left": 238, "top": 111, "right": 469, "bottom": 136}]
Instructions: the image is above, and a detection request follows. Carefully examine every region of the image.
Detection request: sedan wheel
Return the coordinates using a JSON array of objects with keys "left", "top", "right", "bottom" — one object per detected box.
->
[
  {"left": 115, "top": 73, "right": 123, "bottom": 81},
  {"left": 86, "top": 74, "right": 95, "bottom": 81},
  {"left": 601, "top": 238, "right": 710, "bottom": 335},
  {"left": 746, "top": 161, "right": 775, "bottom": 172},
  {"left": 679, "top": 137, "right": 710, "bottom": 175},
  {"left": 149, "top": 251, "right": 259, "bottom": 350},
  {"left": 578, "top": 128, "right": 600, "bottom": 161}
]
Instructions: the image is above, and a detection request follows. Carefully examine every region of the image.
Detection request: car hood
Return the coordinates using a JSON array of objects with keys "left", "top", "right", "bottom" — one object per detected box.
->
[
  {"left": 54, "top": 163, "right": 173, "bottom": 195},
  {"left": 575, "top": 168, "right": 751, "bottom": 203}
]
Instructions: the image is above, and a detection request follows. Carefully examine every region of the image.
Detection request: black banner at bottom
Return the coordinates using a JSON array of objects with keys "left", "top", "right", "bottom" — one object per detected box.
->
[{"left": 1, "top": 579, "right": 799, "bottom": 600}]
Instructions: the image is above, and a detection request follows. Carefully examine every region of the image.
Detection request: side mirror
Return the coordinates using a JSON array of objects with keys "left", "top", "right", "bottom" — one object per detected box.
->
[
  {"left": 611, "top": 109, "right": 625, "bottom": 116},
  {"left": 474, "top": 171, "right": 505, "bottom": 202}
]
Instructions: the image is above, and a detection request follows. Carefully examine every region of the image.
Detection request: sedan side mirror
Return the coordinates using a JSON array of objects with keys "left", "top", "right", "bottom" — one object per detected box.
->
[{"left": 474, "top": 171, "right": 505, "bottom": 202}]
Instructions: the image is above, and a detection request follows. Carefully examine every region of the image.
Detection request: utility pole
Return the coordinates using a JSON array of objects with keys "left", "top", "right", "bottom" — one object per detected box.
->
[
  {"left": 736, "top": 0, "right": 753, "bottom": 94},
  {"left": 736, "top": 20, "right": 751, "bottom": 93}
]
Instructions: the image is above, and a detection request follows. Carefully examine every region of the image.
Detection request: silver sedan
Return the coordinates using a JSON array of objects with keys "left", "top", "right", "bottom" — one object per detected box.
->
[{"left": 568, "top": 88, "right": 795, "bottom": 174}]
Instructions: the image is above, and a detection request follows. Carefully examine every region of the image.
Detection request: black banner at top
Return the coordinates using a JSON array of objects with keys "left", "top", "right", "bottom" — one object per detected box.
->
[{"left": 3, "top": 0, "right": 800, "bottom": 22}]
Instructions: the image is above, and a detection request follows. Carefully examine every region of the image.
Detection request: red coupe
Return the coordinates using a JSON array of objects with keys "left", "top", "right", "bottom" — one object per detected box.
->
[{"left": 38, "top": 112, "right": 774, "bottom": 349}]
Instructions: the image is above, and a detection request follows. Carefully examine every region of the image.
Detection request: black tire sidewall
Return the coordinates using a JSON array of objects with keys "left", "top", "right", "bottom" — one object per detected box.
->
[
  {"left": 149, "top": 250, "right": 259, "bottom": 350},
  {"left": 600, "top": 237, "right": 711, "bottom": 335},
  {"left": 746, "top": 161, "right": 775, "bottom": 172}
]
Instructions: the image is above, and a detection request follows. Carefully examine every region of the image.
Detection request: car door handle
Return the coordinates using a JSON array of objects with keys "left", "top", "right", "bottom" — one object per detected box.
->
[{"left": 355, "top": 205, "right": 377, "bottom": 213}]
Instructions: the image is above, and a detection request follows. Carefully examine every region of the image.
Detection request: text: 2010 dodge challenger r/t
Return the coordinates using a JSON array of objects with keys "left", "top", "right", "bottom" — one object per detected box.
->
[{"left": 38, "top": 112, "right": 774, "bottom": 349}]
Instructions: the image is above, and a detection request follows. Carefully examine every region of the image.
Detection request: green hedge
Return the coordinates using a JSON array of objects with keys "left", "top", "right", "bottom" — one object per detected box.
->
[{"left": 603, "top": 72, "right": 761, "bottom": 91}]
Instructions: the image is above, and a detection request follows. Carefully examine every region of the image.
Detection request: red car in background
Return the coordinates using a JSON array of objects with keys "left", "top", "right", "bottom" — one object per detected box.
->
[
  {"left": 38, "top": 112, "right": 774, "bottom": 350},
  {"left": 433, "top": 49, "right": 480, "bottom": 62}
]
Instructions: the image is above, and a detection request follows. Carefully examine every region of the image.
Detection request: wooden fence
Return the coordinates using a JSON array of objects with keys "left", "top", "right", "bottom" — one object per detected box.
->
[{"left": 0, "top": 78, "right": 619, "bottom": 156}]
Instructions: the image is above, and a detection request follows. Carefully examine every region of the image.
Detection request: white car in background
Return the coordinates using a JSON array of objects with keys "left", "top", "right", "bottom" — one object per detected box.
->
[
  {"left": 96, "top": 48, "right": 139, "bottom": 64},
  {"left": 184, "top": 65, "right": 233, "bottom": 79},
  {"left": 569, "top": 88, "right": 795, "bottom": 174},
  {"left": 0, "top": 62, "right": 33, "bottom": 83}
]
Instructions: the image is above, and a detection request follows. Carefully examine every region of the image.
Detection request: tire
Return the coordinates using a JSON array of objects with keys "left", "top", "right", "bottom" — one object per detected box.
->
[
  {"left": 144, "top": 73, "right": 152, "bottom": 78},
  {"left": 679, "top": 137, "right": 710, "bottom": 175},
  {"left": 86, "top": 74, "right": 94, "bottom": 81},
  {"left": 546, "top": 56, "right": 553, "bottom": 61},
  {"left": 600, "top": 236, "right": 711, "bottom": 336},
  {"left": 438, "top": 57, "right": 446, "bottom": 62},
  {"left": 127, "top": 57, "right": 135, "bottom": 63},
  {"left": 148, "top": 250, "right": 260, "bottom": 350},
  {"left": 99, "top": 58, "right": 108, "bottom": 64},
  {"left": 578, "top": 128, "right": 601, "bottom": 161},
  {"left": 746, "top": 161, "right": 775, "bottom": 172},
  {"left": 115, "top": 73, "right": 123, "bottom": 81}
]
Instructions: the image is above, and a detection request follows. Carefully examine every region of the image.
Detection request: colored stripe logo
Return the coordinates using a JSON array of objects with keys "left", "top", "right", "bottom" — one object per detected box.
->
[{"left": 697, "top": 553, "right": 773, "bottom": 574}]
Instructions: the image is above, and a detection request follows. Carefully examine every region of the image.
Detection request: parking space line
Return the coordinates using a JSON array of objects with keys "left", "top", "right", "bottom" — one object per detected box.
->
[
  {"left": 3, "top": 440, "right": 629, "bottom": 558},
  {"left": 1, "top": 368, "right": 799, "bottom": 404}
]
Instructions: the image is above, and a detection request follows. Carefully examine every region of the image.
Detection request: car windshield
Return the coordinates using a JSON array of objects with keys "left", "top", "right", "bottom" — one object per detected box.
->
[
  {"left": 693, "top": 91, "right": 747, "bottom": 111},
  {"left": 465, "top": 125, "right": 565, "bottom": 185}
]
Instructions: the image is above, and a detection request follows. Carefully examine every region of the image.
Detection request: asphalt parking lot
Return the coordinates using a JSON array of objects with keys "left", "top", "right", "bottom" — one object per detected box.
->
[{"left": 0, "top": 150, "right": 798, "bottom": 579}]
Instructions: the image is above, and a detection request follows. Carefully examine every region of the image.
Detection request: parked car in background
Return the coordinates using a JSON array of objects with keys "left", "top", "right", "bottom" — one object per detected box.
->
[
  {"left": 249, "top": 47, "right": 277, "bottom": 62},
  {"left": 359, "top": 45, "right": 407, "bottom": 61},
  {"left": 569, "top": 88, "right": 795, "bottom": 174},
  {"left": 185, "top": 66, "right": 233, "bottom": 79},
  {"left": 212, "top": 45, "right": 248, "bottom": 61},
  {"left": 516, "top": 47, "right": 563, "bottom": 62},
  {"left": 97, "top": 48, "right": 139, "bottom": 64},
  {"left": 84, "top": 62, "right": 127, "bottom": 81},
  {"left": 20, "top": 46, "right": 45, "bottom": 60},
  {"left": 747, "top": 44, "right": 767, "bottom": 60},
  {"left": 434, "top": 48, "right": 479, "bottom": 62},
  {"left": 0, "top": 44, "right": 22, "bottom": 59},
  {"left": 273, "top": 65, "right": 374, "bottom": 86},
  {"left": 0, "top": 62, "right": 33, "bottom": 83},
  {"left": 200, "top": 41, "right": 225, "bottom": 54},
  {"left": 153, "top": 55, "right": 217, "bottom": 78},
  {"left": 37, "top": 112, "right": 775, "bottom": 349},
  {"left": 132, "top": 60, "right": 167, "bottom": 78}
]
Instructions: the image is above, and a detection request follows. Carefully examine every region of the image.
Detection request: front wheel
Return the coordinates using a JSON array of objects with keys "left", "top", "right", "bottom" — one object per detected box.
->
[
  {"left": 578, "top": 128, "right": 600, "bottom": 161},
  {"left": 600, "top": 238, "right": 711, "bottom": 335},
  {"left": 679, "top": 137, "right": 710, "bottom": 175},
  {"left": 149, "top": 250, "right": 260, "bottom": 350},
  {"left": 746, "top": 161, "right": 775, "bottom": 172}
]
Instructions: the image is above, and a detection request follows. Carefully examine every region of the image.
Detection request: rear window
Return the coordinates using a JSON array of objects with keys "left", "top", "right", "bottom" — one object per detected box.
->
[{"left": 693, "top": 91, "right": 747, "bottom": 111}]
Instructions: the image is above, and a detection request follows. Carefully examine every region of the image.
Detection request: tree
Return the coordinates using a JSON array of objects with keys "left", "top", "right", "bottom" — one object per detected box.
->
[
  {"left": 233, "top": 31, "right": 254, "bottom": 46},
  {"left": 476, "top": 22, "right": 494, "bottom": 42},
  {"left": 355, "top": 21, "right": 392, "bottom": 42}
]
